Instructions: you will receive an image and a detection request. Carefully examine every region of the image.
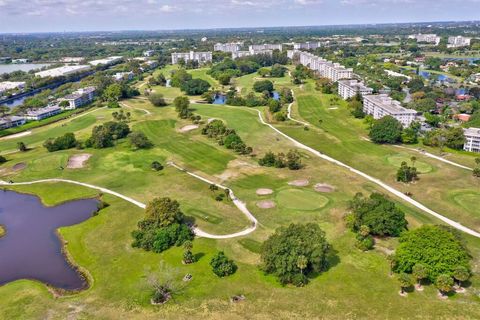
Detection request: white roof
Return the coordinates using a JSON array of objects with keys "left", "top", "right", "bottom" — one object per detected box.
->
[
  {"left": 88, "top": 56, "right": 123, "bottom": 66},
  {"left": 35, "top": 65, "right": 91, "bottom": 78},
  {"left": 464, "top": 127, "right": 480, "bottom": 137}
]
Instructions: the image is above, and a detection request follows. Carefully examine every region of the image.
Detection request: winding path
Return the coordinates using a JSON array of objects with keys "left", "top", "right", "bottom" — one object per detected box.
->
[
  {"left": 254, "top": 107, "right": 480, "bottom": 238},
  {"left": 394, "top": 145, "right": 473, "bottom": 171},
  {"left": 286, "top": 90, "right": 309, "bottom": 127},
  {"left": 119, "top": 102, "right": 152, "bottom": 115}
]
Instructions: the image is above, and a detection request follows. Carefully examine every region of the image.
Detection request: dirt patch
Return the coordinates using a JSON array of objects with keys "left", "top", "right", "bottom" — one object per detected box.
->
[
  {"left": 256, "top": 188, "right": 273, "bottom": 196},
  {"left": 256, "top": 200, "right": 276, "bottom": 209},
  {"left": 314, "top": 183, "right": 335, "bottom": 193},
  {"left": 12, "top": 162, "right": 26, "bottom": 171},
  {"left": 67, "top": 154, "right": 92, "bottom": 169},
  {"left": 179, "top": 124, "right": 199, "bottom": 133},
  {"left": 215, "top": 159, "right": 262, "bottom": 182},
  {"left": 288, "top": 179, "right": 309, "bottom": 187}
]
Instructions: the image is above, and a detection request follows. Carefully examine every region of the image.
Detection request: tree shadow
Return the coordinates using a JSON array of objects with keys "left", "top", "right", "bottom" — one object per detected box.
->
[{"left": 194, "top": 252, "right": 205, "bottom": 262}]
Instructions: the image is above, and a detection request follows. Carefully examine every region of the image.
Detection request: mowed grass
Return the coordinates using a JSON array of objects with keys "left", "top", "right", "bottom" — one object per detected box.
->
[
  {"left": 386, "top": 155, "right": 433, "bottom": 173},
  {"left": 276, "top": 188, "right": 329, "bottom": 211}
]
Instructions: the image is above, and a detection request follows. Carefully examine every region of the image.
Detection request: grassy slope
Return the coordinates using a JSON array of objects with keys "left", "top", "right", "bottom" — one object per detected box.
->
[{"left": 1, "top": 78, "right": 480, "bottom": 319}]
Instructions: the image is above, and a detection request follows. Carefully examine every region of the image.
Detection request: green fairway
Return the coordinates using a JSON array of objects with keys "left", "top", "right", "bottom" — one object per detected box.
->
[
  {"left": 386, "top": 155, "right": 433, "bottom": 173},
  {"left": 452, "top": 192, "right": 480, "bottom": 217},
  {"left": 276, "top": 188, "right": 329, "bottom": 211}
]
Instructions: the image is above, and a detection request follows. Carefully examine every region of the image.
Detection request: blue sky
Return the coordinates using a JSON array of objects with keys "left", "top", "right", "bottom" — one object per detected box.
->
[{"left": 0, "top": 0, "right": 479, "bottom": 33}]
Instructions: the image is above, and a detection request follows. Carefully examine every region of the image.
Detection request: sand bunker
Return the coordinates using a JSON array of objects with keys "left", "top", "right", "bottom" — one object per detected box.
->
[
  {"left": 288, "top": 179, "right": 309, "bottom": 187},
  {"left": 207, "top": 118, "right": 216, "bottom": 124},
  {"left": 1, "top": 131, "right": 32, "bottom": 140},
  {"left": 256, "top": 188, "right": 274, "bottom": 196},
  {"left": 256, "top": 200, "right": 276, "bottom": 209},
  {"left": 314, "top": 183, "right": 335, "bottom": 193},
  {"left": 12, "top": 163, "right": 26, "bottom": 171},
  {"left": 67, "top": 154, "right": 92, "bottom": 169},
  {"left": 179, "top": 124, "right": 199, "bottom": 133}
]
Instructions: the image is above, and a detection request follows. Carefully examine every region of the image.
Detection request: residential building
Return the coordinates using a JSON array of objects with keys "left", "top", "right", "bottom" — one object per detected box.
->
[
  {"left": 463, "top": 127, "right": 480, "bottom": 153},
  {"left": 293, "top": 42, "right": 324, "bottom": 50},
  {"left": 447, "top": 36, "right": 472, "bottom": 48},
  {"left": 0, "top": 81, "right": 26, "bottom": 94},
  {"left": 60, "top": 87, "right": 96, "bottom": 109},
  {"left": 214, "top": 42, "right": 242, "bottom": 53},
  {"left": 143, "top": 50, "right": 155, "bottom": 57},
  {"left": 249, "top": 44, "right": 282, "bottom": 51},
  {"left": 337, "top": 80, "right": 373, "bottom": 99},
  {"left": 291, "top": 50, "right": 353, "bottom": 82},
  {"left": 171, "top": 51, "right": 212, "bottom": 64},
  {"left": 61, "top": 57, "right": 85, "bottom": 63},
  {"left": 232, "top": 48, "right": 273, "bottom": 59},
  {"left": 88, "top": 56, "right": 123, "bottom": 66},
  {"left": 363, "top": 94, "right": 417, "bottom": 127},
  {"left": 0, "top": 116, "right": 26, "bottom": 130},
  {"left": 35, "top": 65, "right": 91, "bottom": 78},
  {"left": 408, "top": 34, "right": 441, "bottom": 45},
  {"left": 112, "top": 71, "right": 134, "bottom": 82},
  {"left": 12, "top": 59, "right": 30, "bottom": 64},
  {"left": 24, "top": 106, "right": 62, "bottom": 121}
]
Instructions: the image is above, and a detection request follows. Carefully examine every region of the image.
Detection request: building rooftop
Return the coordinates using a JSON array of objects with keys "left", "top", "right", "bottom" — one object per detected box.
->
[
  {"left": 88, "top": 56, "right": 123, "bottom": 66},
  {"left": 25, "top": 105, "right": 61, "bottom": 117},
  {"left": 364, "top": 94, "right": 417, "bottom": 115},
  {"left": 35, "top": 65, "right": 91, "bottom": 78},
  {"left": 464, "top": 127, "right": 480, "bottom": 137}
]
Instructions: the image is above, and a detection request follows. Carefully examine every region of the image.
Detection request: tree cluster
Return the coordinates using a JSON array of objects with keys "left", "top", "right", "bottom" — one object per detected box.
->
[
  {"left": 210, "top": 251, "right": 237, "bottom": 277},
  {"left": 85, "top": 121, "right": 130, "bottom": 149},
  {"left": 201, "top": 119, "right": 252, "bottom": 155},
  {"left": 43, "top": 132, "right": 78, "bottom": 152},
  {"left": 258, "top": 150, "right": 302, "bottom": 170},
  {"left": 396, "top": 161, "right": 418, "bottom": 183}
]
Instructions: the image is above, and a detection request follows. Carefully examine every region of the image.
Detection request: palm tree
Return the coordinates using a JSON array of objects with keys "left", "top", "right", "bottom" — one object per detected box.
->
[
  {"left": 435, "top": 274, "right": 454, "bottom": 298},
  {"left": 410, "top": 156, "right": 417, "bottom": 167},
  {"left": 475, "top": 158, "right": 480, "bottom": 166},
  {"left": 412, "top": 264, "right": 428, "bottom": 290},
  {"left": 296, "top": 255, "right": 308, "bottom": 275},
  {"left": 453, "top": 266, "right": 470, "bottom": 291},
  {"left": 397, "top": 273, "right": 412, "bottom": 295},
  {"left": 359, "top": 225, "right": 370, "bottom": 238}
]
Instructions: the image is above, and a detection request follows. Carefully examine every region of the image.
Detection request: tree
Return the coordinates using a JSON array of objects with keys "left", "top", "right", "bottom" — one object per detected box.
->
[
  {"left": 253, "top": 80, "right": 274, "bottom": 93},
  {"left": 369, "top": 116, "right": 403, "bottom": 144},
  {"left": 261, "top": 223, "right": 330, "bottom": 286},
  {"left": 173, "top": 96, "right": 191, "bottom": 119},
  {"left": 393, "top": 225, "right": 471, "bottom": 281},
  {"left": 43, "top": 132, "right": 77, "bottom": 152},
  {"left": 151, "top": 161, "right": 164, "bottom": 171},
  {"left": 0, "top": 155, "right": 6, "bottom": 164},
  {"left": 145, "top": 197, "right": 184, "bottom": 227},
  {"left": 17, "top": 142, "right": 27, "bottom": 152},
  {"left": 148, "top": 93, "right": 167, "bottom": 107},
  {"left": 348, "top": 193, "right": 408, "bottom": 237},
  {"left": 103, "top": 83, "right": 123, "bottom": 102},
  {"left": 146, "top": 262, "right": 187, "bottom": 304},
  {"left": 182, "top": 240, "right": 195, "bottom": 264},
  {"left": 180, "top": 79, "right": 211, "bottom": 95},
  {"left": 435, "top": 274, "right": 454, "bottom": 297},
  {"left": 210, "top": 251, "right": 237, "bottom": 277},
  {"left": 85, "top": 121, "right": 130, "bottom": 149},
  {"left": 129, "top": 132, "right": 153, "bottom": 149},
  {"left": 412, "top": 264, "right": 428, "bottom": 289},
  {"left": 397, "top": 273, "right": 412, "bottom": 295},
  {"left": 453, "top": 266, "right": 470, "bottom": 289},
  {"left": 396, "top": 161, "right": 418, "bottom": 183},
  {"left": 286, "top": 150, "right": 302, "bottom": 170}
]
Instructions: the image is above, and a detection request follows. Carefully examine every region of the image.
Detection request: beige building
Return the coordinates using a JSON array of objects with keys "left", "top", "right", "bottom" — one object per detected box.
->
[
  {"left": 363, "top": 94, "right": 417, "bottom": 127},
  {"left": 463, "top": 127, "right": 480, "bottom": 153},
  {"left": 338, "top": 80, "right": 373, "bottom": 99},
  {"left": 171, "top": 51, "right": 212, "bottom": 64}
]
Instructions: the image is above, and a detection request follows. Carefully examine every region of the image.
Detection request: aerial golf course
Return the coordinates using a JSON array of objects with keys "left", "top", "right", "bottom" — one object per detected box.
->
[{"left": 0, "top": 67, "right": 479, "bottom": 319}]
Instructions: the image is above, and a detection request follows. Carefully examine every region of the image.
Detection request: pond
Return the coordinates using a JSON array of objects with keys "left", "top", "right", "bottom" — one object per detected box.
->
[
  {"left": 213, "top": 93, "right": 226, "bottom": 104},
  {"left": 0, "top": 63, "right": 51, "bottom": 75},
  {"left": 418, "top": 70, "right": 454, "bottom": 83},
  {"left": 0, "top": 190, "right": 99, "bottom": 290}
]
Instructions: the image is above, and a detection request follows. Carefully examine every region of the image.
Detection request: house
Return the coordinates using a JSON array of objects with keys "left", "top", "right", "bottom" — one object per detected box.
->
[
  {"left": 363, "top": 94, "right": 417, "bottom": 127},
  {"left": 60, "top": 87, "right": 96, "bottom": 109},
  {"left": 0, "top": 116, "right": 26, "bottom": 130},
  {"left": 24, "top": 105, "right": 62, "bottom": 121},
  {"left": 454, "top": 114, "right": 471, "bottom": 122},
  {"left": 463, "top": 127, "right": 480, "bottom": 153}
]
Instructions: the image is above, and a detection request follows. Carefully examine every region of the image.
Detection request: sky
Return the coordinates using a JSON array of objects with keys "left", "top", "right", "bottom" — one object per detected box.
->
[{"left": 0, "top": 0, "right": 479, "bottom": 33}]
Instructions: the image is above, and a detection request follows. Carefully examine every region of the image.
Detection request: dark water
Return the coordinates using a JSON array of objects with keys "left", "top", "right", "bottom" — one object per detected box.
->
[
  {"left": 0, "top": 190, "right": 99, "bottom": 290},
  {"left": 213, "top": 94, "right": 226, "bottom": 104}
]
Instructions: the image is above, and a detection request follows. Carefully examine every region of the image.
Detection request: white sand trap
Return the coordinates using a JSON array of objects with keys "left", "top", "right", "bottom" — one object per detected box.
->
[
  {"left": 314, "top": 183, "right": 335, "bottom": 193},
  {"left": 288, "top": 179, "right": 309, "bottom": 187},
  {"left": 1, "top": 131, "right": 32, "bottom": 140},
  {"left": 67, "top": 154, "right": 92, "bottom": 169},
  {"left": 256, "top": 188, "right": 273, "bottom": 196},
  {"left": 256, "top": 200, "right": 276, "bottom": 209},
  {"left": 207, "top": 118, "right": 216, "bottom": 124},
  {"left": 328, "top": 107, "right": 338, "bottom": 110},
  {"left": 179, "top": 124, "right": 199, "bottom": 133}
]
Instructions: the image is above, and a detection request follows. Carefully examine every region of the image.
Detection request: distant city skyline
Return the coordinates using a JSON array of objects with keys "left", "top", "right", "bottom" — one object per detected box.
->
[{"left": 1, "top": 0, "right": 480, "bottom": 33}]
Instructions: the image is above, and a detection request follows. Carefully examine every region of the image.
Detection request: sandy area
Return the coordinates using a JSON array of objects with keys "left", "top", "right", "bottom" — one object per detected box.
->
[
  {"left": 12, "top": 163, "right": 26, "bottom": 171},
  {"left": 207, "top": 118, "right": 216, "bottom": 124},
  {"left": 256, "top": 188, "right": 274, "bottom": 196},
  {"left": 67, "top": 154, "right": 92, "bottom": 169},
  {"left": 328, "top": 107, "right": 338, "bottom": 110},
  {"left": 1, "top": 131, "right": 32, "bottom": 140},
  {"left": 288, "top": 179, "right": 309, "bottom": 187},
  {"left": 314, "top": 183, "right": 335, "bottom": 193},
  {"left": 256, "top": 200, "right": 276, "bottom": 209},
  {"left": 179, "top": 124, "right": 199, "bottom": 133}
]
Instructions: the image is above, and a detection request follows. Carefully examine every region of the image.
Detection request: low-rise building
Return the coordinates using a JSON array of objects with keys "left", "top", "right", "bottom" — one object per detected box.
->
[
  {"left": 0, "top": 116, "right": 26, "bottom": 130},
  {"left": 112, "top": 71, "right": 134, "bottom": 82},
  {"left": 35, "top": 65, "right": 91, "bottom": 78},
  {"left": 143, "top": 50, "right": 155, "bottom": 57},
  {"left": 24, "top": 105, "right": 62, "bottom": 121},
  {"left": 89, "top": 56, "right": 123, "bottom": 66},
  {"left": 464, "top": 127, "right": 480, "bottom": 153},
  {"left": 12, "top": 59, "right": 30, "bottom": 64},
  {"left": 338, "top": 80, "right": 373, "bottom": 99},
  {"left": 293, "top": 42, "right": 324, "bottom": 50},
  {"left": 214, "top": 42, "right": 242, "bottom": 53},
  {"left": 0, "top": 81, "right": 26, "bottom": 94},
  {"left": 60, "top": 87, "right": 96, "bottom": 110},
  {"left": 232, "top": 48, "right": 273, "bottom": 59},
  {"left": 447, "top": 36, "right": 472, "bottom": 48},
  {"left": 408, "top": 34, "right": 441, "bottom": 45},
  {"left": 363, "top": 94, "right": 417, "bottom": 127},
  {"left": 171, "top": 51, "right": 212, "bottom": 64},
  {"left": 249, "top": 44, "right": 282, "bottom": 51}
]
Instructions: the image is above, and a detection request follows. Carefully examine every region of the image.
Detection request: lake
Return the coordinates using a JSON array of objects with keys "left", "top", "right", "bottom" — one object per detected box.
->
[
  {"left": 0, "top": 63, "right": 51, "bottom": 75},
  {"left": 0, "top": 190, "right": 99, "bottom": 290}
]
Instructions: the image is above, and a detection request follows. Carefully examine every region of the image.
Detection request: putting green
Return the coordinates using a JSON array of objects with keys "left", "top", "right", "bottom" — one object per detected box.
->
[
  {"left": 276, "top": 188, "right": 329, "bottom": 211},
  {"left": 452, "top": 192, "right": 480, "bottom": 216},
  {"left": 386, "top": 155, "right": 433, "bottom": 174},
  {"left": 28, "top": 153, "right": 69, "bottom": 172}
]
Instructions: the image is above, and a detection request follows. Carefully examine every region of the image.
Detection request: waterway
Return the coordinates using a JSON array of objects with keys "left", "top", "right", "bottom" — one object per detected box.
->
[
  {"left": 0, "top": 190, "right": 99, "bottom": 290},
  {"left": 0, "top": 63, "right": 51, "bottom": 75}
]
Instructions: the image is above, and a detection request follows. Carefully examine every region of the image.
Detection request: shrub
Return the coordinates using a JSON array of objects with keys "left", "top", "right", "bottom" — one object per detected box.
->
[
  {"left": 369, "top": 116, "right": 403, "bottom": 144},
  {"left": 149, "top": 93, "right": 167, "bottom": 107},
  {"left": 132, "top": 221, "right": 194, "bottom": 253},
  {"left": 253, "top": 80, "right": 274, "bottom": 93},
  {"left": 210, "top": 251, "right": 237, "bottom": 277},
  {"left": 0, "top": 155, "right": 6, "bottom": 164},
  {"left": 145, "top": 197, "right": 184, "bottom": 227},
  {"left": 151, "top": 161, "right": 164, "bottom": 171},
  {"left": 43, "top": 132, "right": 77, "bottom": 152},
  {"left": 129, "top": 132, "right": 153, "bottom": 149},
  {"left": 396, "top": 161, "right": 418, "bottom": 183}
]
